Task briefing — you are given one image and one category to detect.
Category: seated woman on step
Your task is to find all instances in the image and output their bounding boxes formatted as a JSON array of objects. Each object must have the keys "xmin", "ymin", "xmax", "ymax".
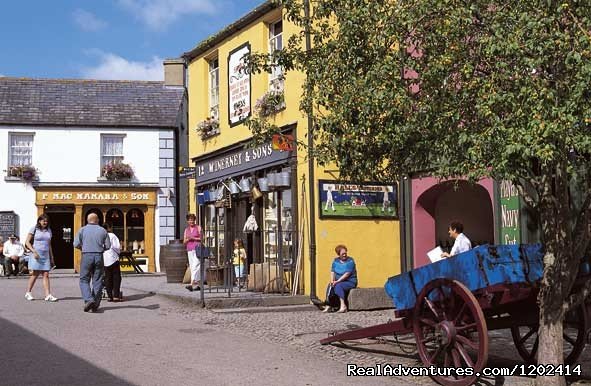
[{"xmin": 321, "ymin": 244, "xmax": 357, "ymax": 313}]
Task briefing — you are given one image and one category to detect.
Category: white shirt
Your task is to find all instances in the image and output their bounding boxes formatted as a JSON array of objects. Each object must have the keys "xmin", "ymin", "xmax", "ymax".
[
  {"xmin": 103, "ymin": 233, "xmax": 121, "ymax": 267},
  {"xmin": 3, "ymin": 240, "xmax": 24, "ymax": 258},
  {"xmin": 450, "ymin": 233, "xmax": 472, "ymax": 256}
]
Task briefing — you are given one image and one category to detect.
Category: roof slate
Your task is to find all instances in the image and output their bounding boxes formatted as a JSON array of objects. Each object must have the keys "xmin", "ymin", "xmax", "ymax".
[{"xmin": 0, "ymin": 77, "xmax": 184, "ymax": 128}]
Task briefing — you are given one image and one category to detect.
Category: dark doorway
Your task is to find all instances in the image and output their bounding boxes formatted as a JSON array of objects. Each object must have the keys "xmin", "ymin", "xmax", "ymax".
[{"xmin": 48, "ymin": 212, "xmax": 74, "ymax": 269}]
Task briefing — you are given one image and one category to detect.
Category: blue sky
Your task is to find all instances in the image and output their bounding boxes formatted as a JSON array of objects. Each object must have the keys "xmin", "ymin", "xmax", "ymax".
[{"xmin": 0, "ymin": 0, "xmax": 264, "ymax": 80}]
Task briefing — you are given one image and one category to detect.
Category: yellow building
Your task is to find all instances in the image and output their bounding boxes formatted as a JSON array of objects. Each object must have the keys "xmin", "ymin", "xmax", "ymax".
[{"xmin": 182, "ymin": 1, "xmax": 400, "ymax": 296}]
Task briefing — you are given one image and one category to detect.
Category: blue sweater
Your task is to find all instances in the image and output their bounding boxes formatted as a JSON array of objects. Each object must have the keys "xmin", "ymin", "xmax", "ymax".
[{"xmin": 74, "ymin": 224, "xmax": 110, "ymax": 253}]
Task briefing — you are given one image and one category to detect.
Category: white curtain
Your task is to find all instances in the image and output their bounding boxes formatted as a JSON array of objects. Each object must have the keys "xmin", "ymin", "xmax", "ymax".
[
  {"xmin": 101, "ymin": 136, "xmax": 123, "ymax": 166},
  {"xmin": 10, "ymin": 134, "xmax": 33, "ymax": 166}
]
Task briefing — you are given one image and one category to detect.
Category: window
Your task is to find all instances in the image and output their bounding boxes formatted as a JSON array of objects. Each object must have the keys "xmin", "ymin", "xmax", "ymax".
[
  {"xmin": 101, "ymin": 134, "xmax": 124, "ymax": 168},
  {"xmin": 269, "ymin": 19, "xmax": 284, "ymax": 92},
  {"xmin": 8, "ymin": 133, "xmax": 33, "ymax": 167},
  {"xmin": 208, "ymin": 58, "xmax": 220, "ymax": 119}
]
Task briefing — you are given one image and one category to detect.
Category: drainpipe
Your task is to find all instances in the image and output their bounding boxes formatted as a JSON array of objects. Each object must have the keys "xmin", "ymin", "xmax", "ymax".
[{"xmin": 304, "ymin": 0, "xmax": 319, "ymax": 301}]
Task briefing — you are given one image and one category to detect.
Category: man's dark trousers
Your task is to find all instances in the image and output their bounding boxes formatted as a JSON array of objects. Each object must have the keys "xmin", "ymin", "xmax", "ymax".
[{"xmin": 80, "ymin": 252, "xmax": 104, "ymax": 307}]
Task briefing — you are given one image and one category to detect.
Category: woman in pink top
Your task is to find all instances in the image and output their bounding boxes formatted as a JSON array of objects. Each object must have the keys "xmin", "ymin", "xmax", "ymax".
[{"xmin": 184, "ymin": 213, "xmax": 204, "ymax": 291}]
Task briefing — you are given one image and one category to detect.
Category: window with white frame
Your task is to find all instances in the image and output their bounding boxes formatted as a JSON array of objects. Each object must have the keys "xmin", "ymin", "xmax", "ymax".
[
  {"xmin": 8, "ymin": 133, "xmax": 34, "ymax": 167},
  {"xmin": 269, "ymin": 19, "xmax": 284, "ymax": 92},
  {"xmin": 101, "ymin": 134, "xmax": 124, "ymax": 168},
  {"xmin": 208, "ymin": 58, "xmax": 220, "ymax": 119}
]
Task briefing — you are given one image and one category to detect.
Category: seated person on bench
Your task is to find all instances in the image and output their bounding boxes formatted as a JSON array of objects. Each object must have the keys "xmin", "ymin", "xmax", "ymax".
[
  {"xmin": 321, "ymin": 244, "xmax": 358, "ymax": 313},
  {"xmin": 3, "ymin": 234, "xmax": 24, "ymax": 277},
  {"xmin": 441, "ymin": 221, "xmax": 472, "ymax": 258}
]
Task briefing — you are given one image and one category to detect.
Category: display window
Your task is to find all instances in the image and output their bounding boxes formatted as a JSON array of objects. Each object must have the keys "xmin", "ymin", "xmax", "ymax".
[
  {"xmin": 202, "ymin": 204, "xmax": 225, "ymax": 266},
  {"xmin": 84, "ymin": 206, "xmax": 146, "ymax": 255}
]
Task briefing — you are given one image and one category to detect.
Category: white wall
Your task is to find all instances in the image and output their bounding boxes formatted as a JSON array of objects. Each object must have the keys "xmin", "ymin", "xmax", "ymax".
[{"xmin": 0, "ymin": 126, "xmax": 161, "ymax": 241}]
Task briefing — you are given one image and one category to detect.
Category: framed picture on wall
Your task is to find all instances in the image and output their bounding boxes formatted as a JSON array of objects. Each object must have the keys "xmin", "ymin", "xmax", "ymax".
[{"xmin": 318, "ymin": 180, "xmax": 398, "ymax": 219}]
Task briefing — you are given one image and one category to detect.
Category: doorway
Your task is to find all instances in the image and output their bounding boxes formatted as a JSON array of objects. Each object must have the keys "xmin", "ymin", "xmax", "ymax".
[{"xmin": 48, "ymin": 212, "xmax": 74, "ymax": 269}]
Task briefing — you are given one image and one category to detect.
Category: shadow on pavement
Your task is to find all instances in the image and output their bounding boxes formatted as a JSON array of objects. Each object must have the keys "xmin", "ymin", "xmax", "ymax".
[
  {"xmin": 120, "ymin": 292, "xmax": 156, "ymax": 302},
  {"xmin": 1, "ymin": 316, "xmax": 136, "ymax": 386},
  {"xmin": 96, "ymin": 304, "xmax": 160, "ymax": 312}
]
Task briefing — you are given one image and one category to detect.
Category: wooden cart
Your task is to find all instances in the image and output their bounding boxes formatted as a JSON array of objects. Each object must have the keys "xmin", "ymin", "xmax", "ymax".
[{"xmin": 320, "ymin": 244, "xmax": 591, "ymax": 386}]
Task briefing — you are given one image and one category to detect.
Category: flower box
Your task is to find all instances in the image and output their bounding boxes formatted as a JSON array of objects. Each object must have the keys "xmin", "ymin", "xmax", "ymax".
[
  {"xmin": 101, "ymin": 162, "xmax": 134, "ymax": 181},
  {"xmin": 255, "ymin": 91, "xmax": 285, "ymax": 118},
  {"xmin": 197, "ymin": 117, "xmax": 220, "ymax": 140},
  {"xmin": 6, "ymin": 165, "xmax": 38, "ymax": 182}
]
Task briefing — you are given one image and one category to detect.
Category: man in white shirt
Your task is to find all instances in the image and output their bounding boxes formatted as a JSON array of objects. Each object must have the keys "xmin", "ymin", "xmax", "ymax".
[
  {"xmin": 441, "ymin": 221, "xmax": 472, "ymax": 258},
  {"xmin": 3, "ymin": 234, "xmax": 24, "ymax": 277}
]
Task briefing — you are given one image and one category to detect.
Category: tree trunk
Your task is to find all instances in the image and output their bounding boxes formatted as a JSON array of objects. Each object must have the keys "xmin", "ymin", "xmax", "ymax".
[
  {"xmin": 534, "ymin": 168, "xmax": 575, "ymax": 386},
  {"xmin": 535, "ymin": 318, "xmax": 566, "ymax": 386}
]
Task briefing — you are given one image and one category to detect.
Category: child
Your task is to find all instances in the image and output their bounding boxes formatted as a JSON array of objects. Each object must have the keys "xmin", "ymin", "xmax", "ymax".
[{"xmin": 232, "ymin": 239, "xmax": 247, "ymax": 288}]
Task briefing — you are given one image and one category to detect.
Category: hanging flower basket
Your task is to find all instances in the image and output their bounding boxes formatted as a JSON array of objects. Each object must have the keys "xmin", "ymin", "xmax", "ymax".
[
  {"xmin": 102, "ymin": 162, "xmax": 134, "ymax": 181},
  {"xmin": 197, "ymin": 117, "xmax": 220, "ymax": 139},
  {"xmin": 6, "ymin": 165, "xmax": 38, "ymax": 182},
  {"xmin": 255, "ymin": 91, "xmax": 285, "ymax": 118}
]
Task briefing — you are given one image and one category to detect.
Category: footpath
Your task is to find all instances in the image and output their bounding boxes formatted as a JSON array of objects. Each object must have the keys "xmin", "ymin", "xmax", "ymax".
[{"xmin": 119, "ymin": 272, "xmax": 313, "ymax": 311}]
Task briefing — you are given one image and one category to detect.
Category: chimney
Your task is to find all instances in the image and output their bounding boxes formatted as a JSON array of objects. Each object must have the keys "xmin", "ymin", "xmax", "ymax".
[{"xmin": 163, "ymin": 58, "xmax": 186, "ymax": 87}]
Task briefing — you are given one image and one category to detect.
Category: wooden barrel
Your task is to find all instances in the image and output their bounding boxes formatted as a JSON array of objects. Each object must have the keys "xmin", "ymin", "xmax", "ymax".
[{"xmin": 160, "ymin": 240, "xmax": 187, "ymax": 283}]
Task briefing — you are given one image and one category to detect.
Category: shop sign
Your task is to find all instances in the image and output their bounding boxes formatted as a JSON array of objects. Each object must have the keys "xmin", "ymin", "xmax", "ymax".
[
  {"xmin": 499, "ymin": 180, "xmax": 521, "ymax": 244},
  {"xmin": 195, "ymin": 142, "xmax": 292, "ymax": 185},
  {"xmin": 318, "ymin": 180, "xmax": 398, "ymax": 219},
  {"xmin": 228, "ymin": 42, "xmax": 251, "ymax": 126},
  {"xmin": 120, "ymin": 257, "xmax": 148, "ymax": 273},
  {"xmin": 38, "ymin": 192, "xmax": 154, "ymax": 202},
  {"xmin": 0, "ymin": 211, "xmax": 18, "ymax": 241}
]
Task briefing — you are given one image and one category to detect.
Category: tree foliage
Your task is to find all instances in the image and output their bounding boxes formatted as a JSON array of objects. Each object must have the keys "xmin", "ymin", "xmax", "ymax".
[{"xmin": 248, "ymin": 0, "xmax": 591, "ymax": 379}]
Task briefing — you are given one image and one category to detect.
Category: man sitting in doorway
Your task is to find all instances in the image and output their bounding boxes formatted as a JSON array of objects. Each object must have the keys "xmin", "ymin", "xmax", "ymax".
[
  {"xmin": 3, "ymin": 234, "xmax": 24, "ymax": 277},
  {"xmin": 441, "ymin": 221, "xmax": 472, "ymax": 258}
]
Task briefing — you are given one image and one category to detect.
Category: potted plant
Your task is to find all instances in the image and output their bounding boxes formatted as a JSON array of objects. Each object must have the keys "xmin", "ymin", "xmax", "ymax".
[
  {"xmin": 102, "ymin": 162, "xmax": 134, "ymax": 181},
  {"xmin": 197, "ymin": 117, "xmax": 220, "ymax": 139},
  {"xmin": 255, "ymin": 90, "xmax": 285, "ymax": 118},
  {"xmin": 7, "ymin": 165, "xmax": 38, "ymax": 182}
]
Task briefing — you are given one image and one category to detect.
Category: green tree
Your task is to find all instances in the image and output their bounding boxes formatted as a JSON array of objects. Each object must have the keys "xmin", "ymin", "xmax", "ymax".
[{"xmin": 248, "ymin": 1, "xmax": 591, "ymax": 384}]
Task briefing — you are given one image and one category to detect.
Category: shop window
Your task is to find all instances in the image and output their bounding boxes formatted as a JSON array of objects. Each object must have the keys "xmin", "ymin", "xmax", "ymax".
[
  {"xmin": 280, "ymin": 189, "xmax": 293, "ymax": 265},
  {"xmin": 126, "ymin": 208, "xmax": 145, "ymax": 254},
  {"xmin": 100, "ymin": 134, "xmax": 125, "ymax": 168},
  {"xmin": 268, "ymin": 19, "xmax": 284, "ymax": 92},
  {"xmin": 8, "ymin": 132, "xmax": 34, "ymax": 170},
  {"xmin": 263, "ymin": 192, "xmax": 279, "ymax": 262},
  {"xmin": 208, "ymin": 58, "xmax": 220, "ymax": 119},
  {"xmin": 203, "ymin": 205, "xmax": 225, "ymax": 266},
  {"xmin": 85, "ymin": 208, "xmax": 104, "ymax": 225},
  {"xmin": 106, "ymin": 208, "xmax": 124, "ymax": 242}
]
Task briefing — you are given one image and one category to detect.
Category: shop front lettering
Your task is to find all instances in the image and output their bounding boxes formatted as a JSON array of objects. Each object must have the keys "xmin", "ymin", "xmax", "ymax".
[
  {"xmin": 40, "ymin": 192, "xmax": 150, "ymax": 201},
  {"xmin": 501, "ymin": 206, "xmax": 519, "ymax": 228},
  {"xmin": 204, "ymin": 143, "xmax": 275, "ymax": 175}
]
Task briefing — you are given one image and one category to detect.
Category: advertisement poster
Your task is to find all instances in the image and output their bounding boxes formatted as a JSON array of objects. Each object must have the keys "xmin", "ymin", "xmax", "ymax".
[
  {"xmin": 318, "ymin": 180, "xmax": 398, "ymax": 219},
  {"xmin": 228, "ymin": 42, "xmax": 251, "ymax": 126},
  {"xmin": 499, "ymin": 180, "xmax": 521, "ymax": 244}
]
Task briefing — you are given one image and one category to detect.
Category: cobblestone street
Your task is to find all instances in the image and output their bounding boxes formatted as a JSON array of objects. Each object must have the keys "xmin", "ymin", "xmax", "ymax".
[{"xmin": 145, "ymin": 277, "xmax": 591, "ymax": 386}]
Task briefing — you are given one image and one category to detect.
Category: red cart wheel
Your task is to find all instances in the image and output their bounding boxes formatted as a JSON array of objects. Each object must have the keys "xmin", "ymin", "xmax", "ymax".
[
  {"xmin": 511, "ymin": 304, "xmax": 588, "ymax": 365},
  {"xmin": 413, "ymin": 279, "xmax": 488, "ymax": 386}
]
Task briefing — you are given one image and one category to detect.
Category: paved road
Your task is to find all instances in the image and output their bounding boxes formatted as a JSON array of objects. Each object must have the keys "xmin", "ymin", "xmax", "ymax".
[
  {"xmin": 3, "ymin": 276, "xmax": 590, "ymax": 386},
  {"xmin": 0, "ymin": 276, "xmax": 399, "ymax": 386}
]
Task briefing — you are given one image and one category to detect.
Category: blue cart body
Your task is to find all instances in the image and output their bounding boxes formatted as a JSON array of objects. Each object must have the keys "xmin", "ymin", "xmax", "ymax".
[{"xmin": 384, "ymin": 244, "xmax": 544, "ymax": 311}]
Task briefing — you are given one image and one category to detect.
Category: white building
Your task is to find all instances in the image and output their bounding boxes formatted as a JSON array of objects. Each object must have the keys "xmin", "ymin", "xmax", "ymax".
[{"xmin": 0, "ymin": 62, "xmax": 188, "ymax": 272}]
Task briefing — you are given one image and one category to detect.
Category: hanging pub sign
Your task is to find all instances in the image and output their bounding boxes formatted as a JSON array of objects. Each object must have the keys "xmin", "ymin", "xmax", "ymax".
[
  {"xmin": 228, "ymin": 42, "xmax": 251, "ymax": 126},
  {"xmin": 498, "ymin": 180, "xmax": 521, "ymax": 244},
  {"xmin": 318, "ymin": 180, "xmax": 398, "ymax": 219}
]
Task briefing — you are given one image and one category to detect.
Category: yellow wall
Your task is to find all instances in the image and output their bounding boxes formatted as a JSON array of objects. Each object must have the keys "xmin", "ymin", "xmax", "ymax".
[{"xmin": 186, "ymin": 6, "xmax": 400, "ymax": 293}]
